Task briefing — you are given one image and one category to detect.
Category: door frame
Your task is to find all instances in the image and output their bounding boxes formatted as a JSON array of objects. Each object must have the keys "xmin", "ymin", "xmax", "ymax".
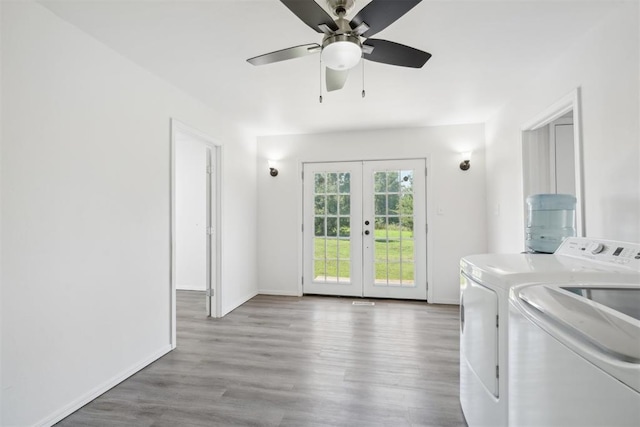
[
  {"xmin": 297, "ymin": 157, "xmax": 432, "ymax": 301},
  {"xmin": 170, "ymin": 119, "xmax": 222, "ymax": 348},
  {"xmin": 521, "ymin": 88, "xmax": 585, "ymax": 237}
]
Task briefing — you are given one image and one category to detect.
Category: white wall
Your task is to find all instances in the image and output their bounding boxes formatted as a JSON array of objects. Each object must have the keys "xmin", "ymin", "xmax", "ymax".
[
  {"xmin": 485, "ymin": 2, "xmax": 640, "ymax": 252},
  {"xmin": 257, "ymin": 124, "xmax": 487, "ymax": 304},
  {"xmin": 0, "ymin": 2, "xmax": 257, "ymax": 425},
  {"xmin": 0, "ymin": 1, "xmax": 3, "ymax": 422},
  {"xmin": 219, "ymin": 140, "xmax": 259, "ymax": 314},
  {"xmin": 175, "ymin": 133, "xmax": 208, "ymax": 291}
]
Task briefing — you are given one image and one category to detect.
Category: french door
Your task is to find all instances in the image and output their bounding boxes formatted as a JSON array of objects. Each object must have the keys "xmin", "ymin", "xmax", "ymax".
[{"xmin": 303, "ymin": 159, "xmax": 427, "ymax": 300}]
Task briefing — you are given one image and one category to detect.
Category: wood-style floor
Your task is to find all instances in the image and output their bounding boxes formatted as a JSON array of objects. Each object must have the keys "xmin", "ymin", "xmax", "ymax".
[{"xmin": 57, "ymin": 292, "xmax": 466, "ymax": 426}]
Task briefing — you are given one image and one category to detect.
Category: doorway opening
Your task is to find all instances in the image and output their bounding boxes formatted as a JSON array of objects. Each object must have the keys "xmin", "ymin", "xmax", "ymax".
[
  {"xmin": 302, "ymin": 159, "xmax": 428, "ymax": 300},
  {"xmin": 170, "ymin": 119, "xmax": 221, "ymax": 348},
  {"xmin": 521, "ymin": 88, "xmax": 585, "ymax": 242}
]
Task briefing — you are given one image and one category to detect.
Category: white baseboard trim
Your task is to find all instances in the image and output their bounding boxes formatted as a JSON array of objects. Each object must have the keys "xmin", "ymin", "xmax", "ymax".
[
  {"xmin": 221, "ymin": 290, "xmax": 259, "ymax": 316},
  {"xmin": 176, "ymin": 285, "xmax": 206, "ymax": 291},
  {"xmin": 429, "ymin": 298, "xmax": 460, "ymax": 305},
  {"xmin": 35, "ymin": 345, "xmax": 173, "ymax": 427},
  {"xmin": 258, "ymin": 289, "xmax": 300, "ymax": 296}
]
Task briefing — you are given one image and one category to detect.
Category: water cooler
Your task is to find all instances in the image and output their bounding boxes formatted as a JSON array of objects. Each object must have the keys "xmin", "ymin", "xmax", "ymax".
[{"xmin": 525, "ymin": 194, "xmax": 577, "ymax": 253}]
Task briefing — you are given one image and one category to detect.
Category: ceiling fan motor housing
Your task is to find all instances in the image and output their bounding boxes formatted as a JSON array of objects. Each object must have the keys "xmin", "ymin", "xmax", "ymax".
[{"xmin": 327, "ymin": 0, "xmax": 355, "ymax": 17}]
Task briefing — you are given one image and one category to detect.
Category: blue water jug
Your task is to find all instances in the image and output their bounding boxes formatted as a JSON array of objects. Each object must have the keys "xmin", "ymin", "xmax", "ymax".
[{"xmin": 526, "ymin": 194, "xmax": 576, "ymax": 253}]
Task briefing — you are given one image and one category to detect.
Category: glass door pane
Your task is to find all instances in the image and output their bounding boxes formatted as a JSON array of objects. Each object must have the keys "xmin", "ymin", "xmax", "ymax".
[
  {"xmin": 312, "ymin": 172, "xmax": 351, "ymax": 283},
  {"xmin": 372, "ymin": 170, "xmax": 416, "ymax": 286},
  {"xmin": 303, "ymin": 162, "xmax": 362, "ymax": 297},
  {"xmin": 363, "ymin": 160, "xmax": 426, "ymax": 299}
]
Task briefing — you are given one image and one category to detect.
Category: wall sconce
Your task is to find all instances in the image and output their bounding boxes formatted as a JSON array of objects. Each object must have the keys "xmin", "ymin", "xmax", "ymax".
[
  {"xmin": 268, "ymin": 160, "xmax": 278, "ymax": 177},
  {"xmin": 459, "ymin": 152, "xmax": 472, "ymax": 171}
]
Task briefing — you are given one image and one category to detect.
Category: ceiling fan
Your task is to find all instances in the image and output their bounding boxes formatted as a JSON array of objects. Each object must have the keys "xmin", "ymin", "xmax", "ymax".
[{"xmin": 247, "ymin": 0, "xmax": 432, "ymax": 93}]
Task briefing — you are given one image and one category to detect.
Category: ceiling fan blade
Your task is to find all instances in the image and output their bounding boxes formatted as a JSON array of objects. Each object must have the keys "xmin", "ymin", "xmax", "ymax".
[
  {"xmin": 350, "ymin": 0, "xmax": 421, "ymax": 38},
  {"xmin": 247, "ymin": 43, "xmax": 321, "ymax": 66},
  {"xmin": 363, "ymin": 39, "xmax": 431, "ymax": 68},
  {"xmin": 280, "ymin": 0, "xmax": 339, "ymax": 33},
  {"xmin": 326, "ymin": 68, "xmax": 349, "ymax": 92}
]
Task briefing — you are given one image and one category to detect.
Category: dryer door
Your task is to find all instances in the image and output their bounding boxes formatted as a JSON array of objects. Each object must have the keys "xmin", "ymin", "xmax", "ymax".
[{"xmin": 461, "ymin": 272, "xmax": 499, "ymax": 397}]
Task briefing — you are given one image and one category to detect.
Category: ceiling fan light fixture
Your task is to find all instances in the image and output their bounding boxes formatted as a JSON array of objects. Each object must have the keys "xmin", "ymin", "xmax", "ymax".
[{"xmin": 322, "ymin": 35, "xmax": 362, "ymax": 70}]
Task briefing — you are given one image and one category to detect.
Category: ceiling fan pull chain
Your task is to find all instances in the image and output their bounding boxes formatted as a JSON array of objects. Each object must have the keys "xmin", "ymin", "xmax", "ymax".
[
  {"xmin": 319, "ymin": 56, "xmax": 323, "ymax": 103},
  {"xmin": 361, "ymin": 56, "xmax": 366, "ymax": 98}
]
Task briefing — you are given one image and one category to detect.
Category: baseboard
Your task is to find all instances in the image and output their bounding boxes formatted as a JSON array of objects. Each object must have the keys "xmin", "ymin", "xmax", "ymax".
[
  {"xmin": 429, "ymin": 298, "xmax": 460, "ymax": 305},
  {"xmin": 221, "ymin": 290, "xmax": 259, "ymax": 316},
  {"xmin": 258, "ymin": 289, "xmax": 300, "ymax": 296},
  {"xmin": 176, "ymin": 285, "xmax": 206, "ymax": 291},
  {"xmin": 35, "ymin": 345, "xmax": 173, "ymax": 427}
]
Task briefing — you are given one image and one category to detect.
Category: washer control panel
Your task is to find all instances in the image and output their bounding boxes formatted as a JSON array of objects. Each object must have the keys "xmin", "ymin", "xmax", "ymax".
[{"xmin": 556, "ymin": 237, "xmax": 640, "ymax": 271}]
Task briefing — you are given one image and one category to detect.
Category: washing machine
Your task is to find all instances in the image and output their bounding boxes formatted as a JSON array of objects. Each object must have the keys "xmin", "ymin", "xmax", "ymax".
[
  {"xmin": 459, "ymin": 237, "xmax": 640, "ymax": 427},
  {"xmin": 509, "ymin": 279, "xmax": 640, "ymax": 426}
]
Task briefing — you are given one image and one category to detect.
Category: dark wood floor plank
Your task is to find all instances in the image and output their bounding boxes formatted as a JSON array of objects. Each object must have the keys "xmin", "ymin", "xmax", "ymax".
[{"xmin": 56, "ymin": 292, "xmax": 465, "ymax": 426}]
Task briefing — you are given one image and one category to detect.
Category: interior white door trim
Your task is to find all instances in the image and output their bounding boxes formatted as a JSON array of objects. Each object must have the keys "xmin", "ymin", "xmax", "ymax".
[
  {"xmin": 521, "ymin": 87, "xmax": 584, "ymax": 237},
  {"xmin": 170, "ymin": 119, "xmax": 222, "ymax": 349}
]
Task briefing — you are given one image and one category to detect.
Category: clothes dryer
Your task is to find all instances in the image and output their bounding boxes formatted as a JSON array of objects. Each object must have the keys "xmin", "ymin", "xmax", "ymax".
[{"xmin": 459, "ymin": 238, "xmax": 640, "ymax": 426}]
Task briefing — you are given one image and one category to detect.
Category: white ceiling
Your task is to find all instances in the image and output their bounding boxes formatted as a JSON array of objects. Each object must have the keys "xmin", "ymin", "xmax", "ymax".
[{"xmin": 39, "ymin": 0, "xmax": 622, "ymax": 138}]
